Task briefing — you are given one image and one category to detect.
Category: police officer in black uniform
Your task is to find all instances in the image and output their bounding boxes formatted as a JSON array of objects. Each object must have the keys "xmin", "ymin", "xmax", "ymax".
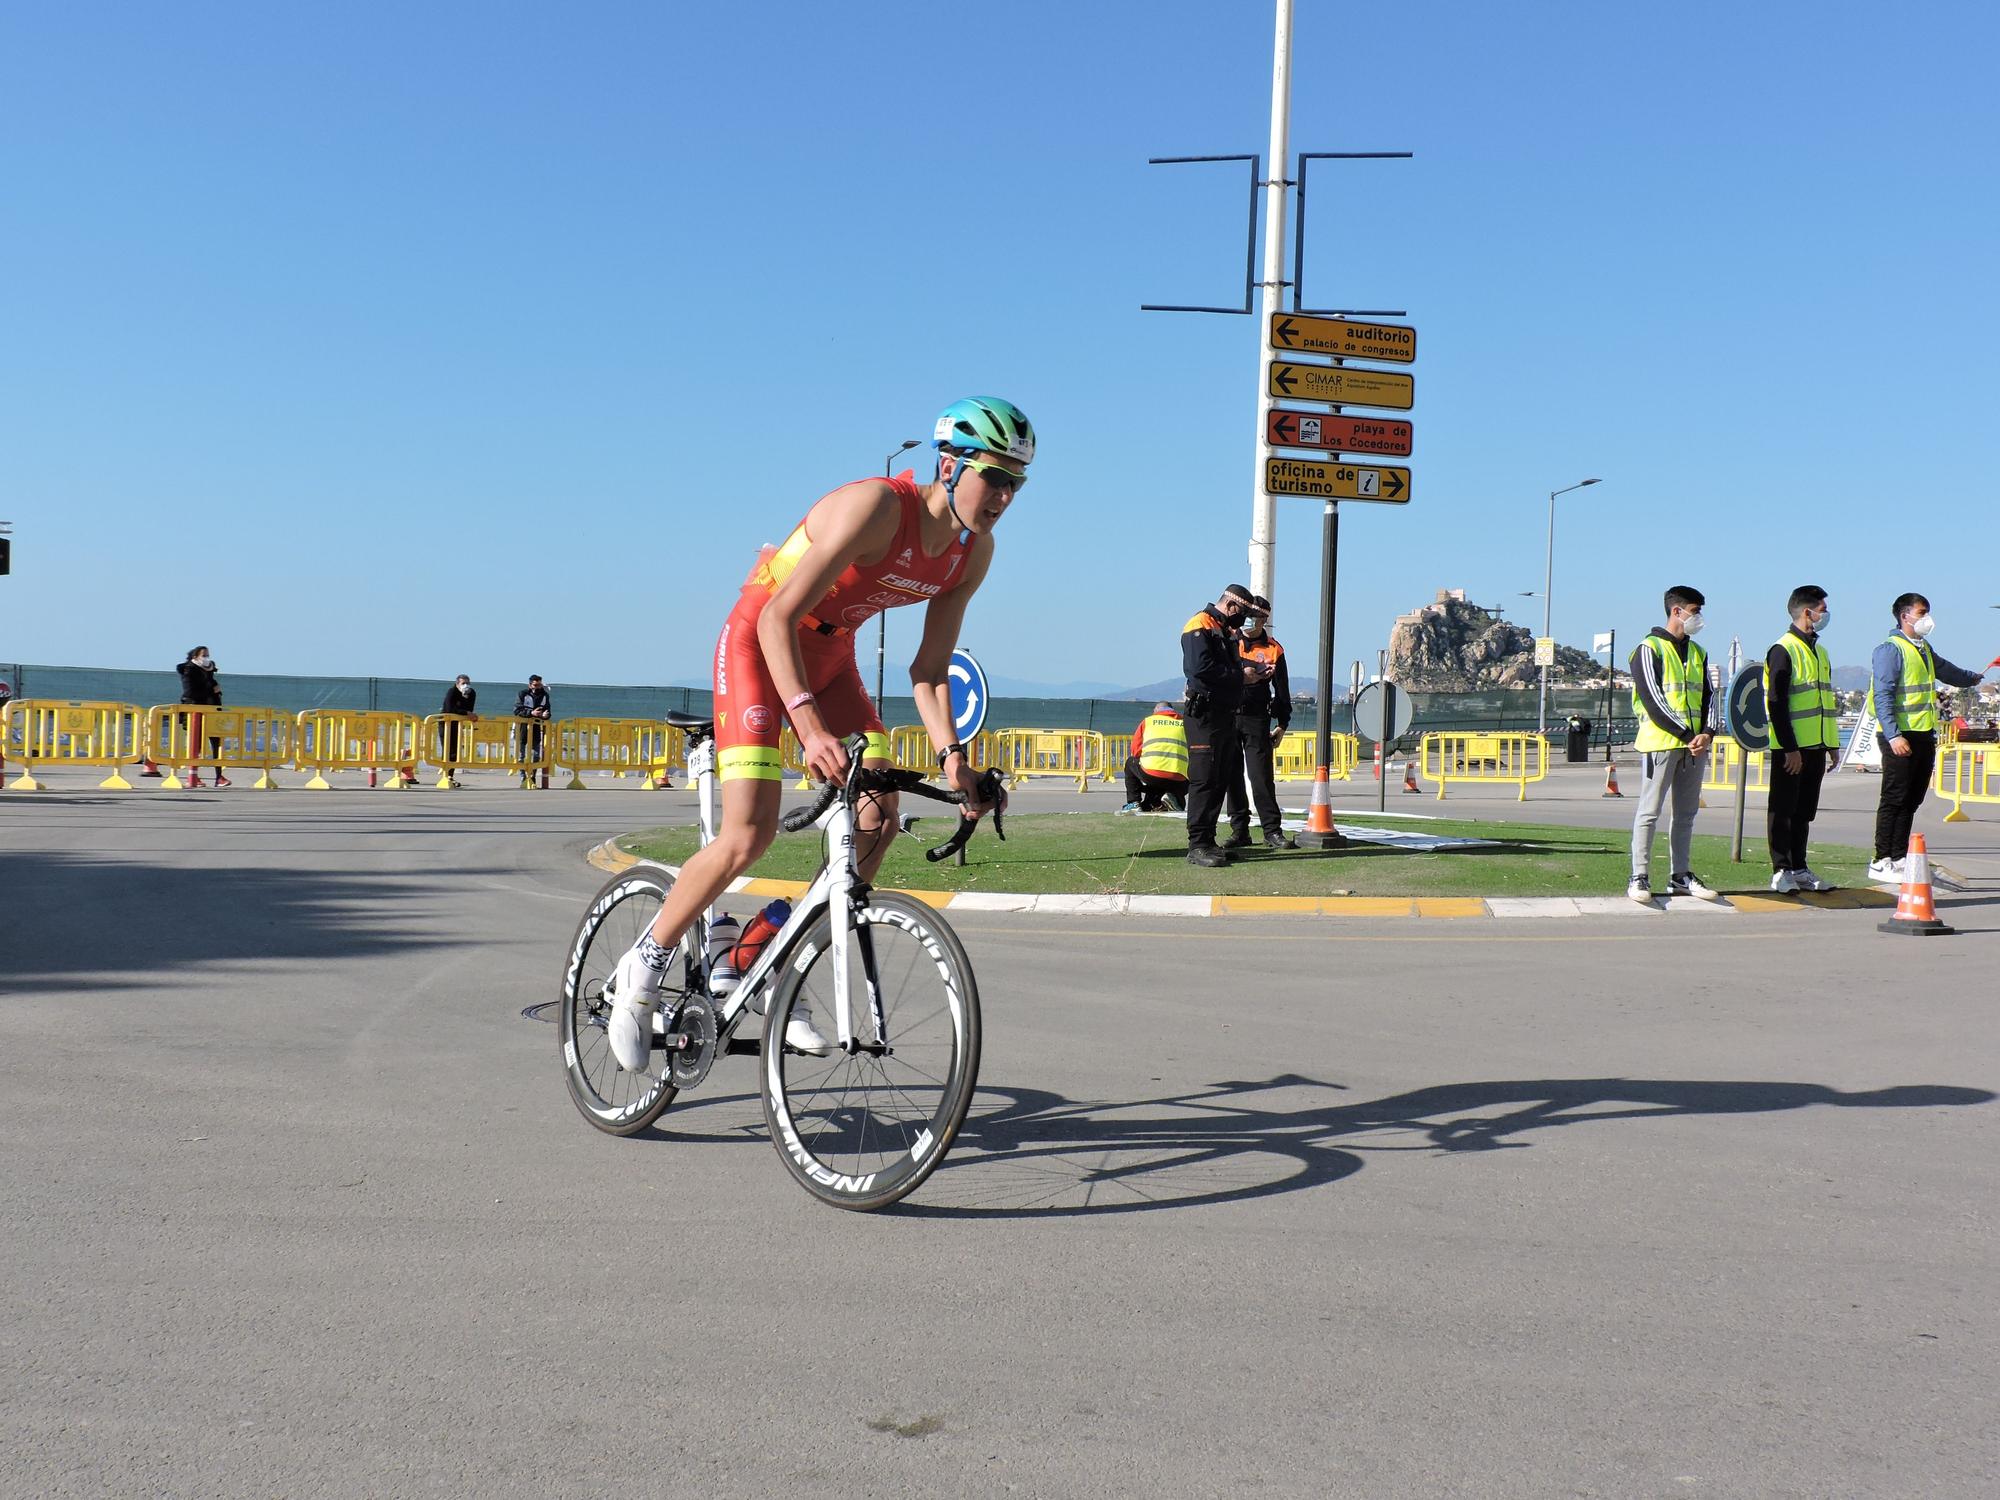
[
  {"xmin": 1225, "ymin": 593, "xmax": 1296, "ymax": 849},
  {"xmin": 1181, "ymin": 584, "xmax": 1267, "ymax": 867}
]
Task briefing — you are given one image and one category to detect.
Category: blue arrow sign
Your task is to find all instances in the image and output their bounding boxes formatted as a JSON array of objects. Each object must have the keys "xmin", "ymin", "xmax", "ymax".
[
  {"xmin": 948, "ymin": 648, "xmax": 988, "ymax": 739},
  {"xmin": 1725, "ymin": 665, "xmax": 1769, "ymax": 752}
]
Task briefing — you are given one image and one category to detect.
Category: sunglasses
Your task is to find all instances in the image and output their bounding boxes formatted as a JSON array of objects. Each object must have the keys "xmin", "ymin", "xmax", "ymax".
[{"xmin": 960, "ymin": 457, "xmax": 1027, "ymax": 492}]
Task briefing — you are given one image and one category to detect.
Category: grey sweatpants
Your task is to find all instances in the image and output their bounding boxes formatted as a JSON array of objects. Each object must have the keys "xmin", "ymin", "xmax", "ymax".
[{"xmin": 1631, "ymin": 746, "xmax": 1706, "ymax": 882}]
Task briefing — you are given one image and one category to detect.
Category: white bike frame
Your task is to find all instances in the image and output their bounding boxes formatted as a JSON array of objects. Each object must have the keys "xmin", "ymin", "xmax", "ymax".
[{"xmin": 683, "ymin": 733, "xmax": 881, "ymax": 1052}]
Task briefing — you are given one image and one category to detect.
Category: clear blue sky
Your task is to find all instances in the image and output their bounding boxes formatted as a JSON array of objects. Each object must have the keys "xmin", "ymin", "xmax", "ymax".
[{"xmin": 4, "ymin": 1, "xmax": 1996, "ymax": 692}]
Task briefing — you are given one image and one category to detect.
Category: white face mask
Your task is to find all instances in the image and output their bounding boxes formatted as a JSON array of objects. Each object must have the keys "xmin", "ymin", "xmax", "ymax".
[
  {"xmin": 1240, "ymin": 620, "xmax": 1264, "ymax": 637},
  {"xmin": 1681, "ymin": 612, "xmax": 1705, "ymax": 637},
  {"xmin": 457, "ymin": 682, "xmax": 470, "ymax": 693},
  {"xmin": 1909, "ymin": 614, "xmax": 1935, "ymax": 638},
  {"xmin": 195, "ymin": 656, "xmax": 212, "ymax": 668}
]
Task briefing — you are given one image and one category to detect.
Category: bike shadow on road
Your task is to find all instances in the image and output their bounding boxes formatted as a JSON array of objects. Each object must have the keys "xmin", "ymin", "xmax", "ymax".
[
  {"xmin": 889, "ymin": 1073, "xmax": 1996, "ymax": 1218},
  {"xmin": 0, "ymin": 848, "xmax": 469, "ymax": 991}
]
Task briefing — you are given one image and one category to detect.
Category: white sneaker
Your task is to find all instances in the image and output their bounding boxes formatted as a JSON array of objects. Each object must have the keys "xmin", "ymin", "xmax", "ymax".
[
  {"xmin": 1794, "ymin": 867, "xmax": 1836, "ymax": 892},
  {"xmin": 783, "ymin": 1004, "xmax": 833, "ymax": 1056},
  {"xmin": 1770, "ymin": 869, "xmax": 1801, "ymax": 894},
  {"xmin": 1627, "ymin": 878, "xmax": 1655, "ymax": 906},
  {"xmin": 1671, "ymin": 873, "xmax": 1723, "ymax": 902},
  {"xmin": 606, "ymin": 948, "xmax": 666, "ymax": 1072},
  {"xmin": 1866, "ymin": 858, "xmax": 1905, "ymax": 886}
]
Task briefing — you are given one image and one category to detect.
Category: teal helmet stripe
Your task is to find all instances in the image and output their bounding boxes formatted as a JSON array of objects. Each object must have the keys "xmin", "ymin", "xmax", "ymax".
[{"xmin": 933, "ymin": 396, "xmax": 1035, "ymax": 464}]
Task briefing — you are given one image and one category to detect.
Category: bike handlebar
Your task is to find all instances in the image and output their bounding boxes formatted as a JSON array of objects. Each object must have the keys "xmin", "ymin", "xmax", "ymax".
[{"xmin": 776, "ymin": 734, "xmax": 1007, "ymax": 862}]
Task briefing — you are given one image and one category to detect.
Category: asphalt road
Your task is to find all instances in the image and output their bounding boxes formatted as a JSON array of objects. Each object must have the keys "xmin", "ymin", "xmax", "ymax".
[{"xmin": 3, "ymin": 777, "xmax": 1997, "ymax": 1497}]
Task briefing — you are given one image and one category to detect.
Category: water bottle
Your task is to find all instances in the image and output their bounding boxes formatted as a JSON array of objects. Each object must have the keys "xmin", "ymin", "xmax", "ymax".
[
  {"xmin": 729, "ymin": 899, "xmax": 792, "ymax": 976},
  {"xmin": 703, "ymin": 913, "xmax": 741, "ymax": 995}
]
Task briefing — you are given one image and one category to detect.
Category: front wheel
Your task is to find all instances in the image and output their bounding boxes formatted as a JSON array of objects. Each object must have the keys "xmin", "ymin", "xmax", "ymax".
[{"xmin": 761, "ymin": 892, "xmax": 981, "ymax": 1211}]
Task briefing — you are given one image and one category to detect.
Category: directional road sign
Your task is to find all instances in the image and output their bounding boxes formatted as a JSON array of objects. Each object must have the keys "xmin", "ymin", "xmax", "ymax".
[
  {"xmin": 1266, "ymin": 409, "xmax": 1413, "ymax": 457},
  {"xmin": 1269, "ymin": 313, "xmax": 1417, "ymax": 364},
  {"xmin": 1725, "ymin": 665, "xmax": 1769, "ymax": 752},
  {"xmin": 1353, "ymin": 682, "xmax": 1414, "ymax": 744},
  {"xmin": 1265, "ymin": 456, "xmax": 1411, "ymax": 504},
  {"xmin": 1267, "ymin": 361, "xmax": 1414, "ymax": 411},
  {"xmin": 948, "ymin": 648, "xmax": 989, "ymax": 739}
]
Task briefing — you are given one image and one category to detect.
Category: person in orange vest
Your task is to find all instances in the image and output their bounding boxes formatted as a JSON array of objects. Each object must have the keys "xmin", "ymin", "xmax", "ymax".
[
  {"xmin": 1181, "ymin": 583, "xmax": 1267, "ymax": 867},
  {"xmin": 1224, "ymin": 592, "xmax": 1296, "ymax": 849},
  {"xmin": 1121, "ymin": 702, "xmax": 1188, "ymax": 812}
]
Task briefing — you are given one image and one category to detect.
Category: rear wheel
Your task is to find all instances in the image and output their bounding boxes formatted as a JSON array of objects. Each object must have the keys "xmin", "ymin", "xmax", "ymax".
[
  {"xmin": 761, "ymin": 892, "xmax": 981, "ymax": 1210},
  {"xmin": 560, "ymin": 866, "xmax": 680, "ymax": 1135}
]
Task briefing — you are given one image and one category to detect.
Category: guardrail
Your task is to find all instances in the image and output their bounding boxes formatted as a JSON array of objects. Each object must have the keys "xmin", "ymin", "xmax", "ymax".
[
  {"xmin": 295, "ymin": 710, "xmax": 424, "ymax": 789},
  {"xmin": 1936, "ymin": 743, "xmax": 1996, "ymax": 823},
  {"xmin": 1418, "ymin": 730, "xmax": 1547, "ymax": 801},
  {"xmin": 2, "ymin": 699, "xmax": 145, "ymax": 790},
  {"xmin": 1701, "ymin": 736, "xmax": 1770, "ymax": 795},
  {"xmin": 146, "ymin": 705, "xmax": 295, "ymax": 789},
  {"xmin": 1272, "ymin": 729, "xmax": 1360, "ymax": 782},
  {"xmin": 554, "ymin": 717, "xmax": 683, "ymax": 790},
  {"xmin": 993, "ymin": 728, "xmax": 1107, "ymax": 792},
  {"xmin": 423, "ymin": 713, "xmax": 553, "ymax": 788}
]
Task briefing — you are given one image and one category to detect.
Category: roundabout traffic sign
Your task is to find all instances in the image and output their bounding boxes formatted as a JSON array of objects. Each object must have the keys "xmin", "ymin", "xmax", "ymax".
[{"xmin": 948, "ymin": 648, "xmax": 988, "ymax": 739}]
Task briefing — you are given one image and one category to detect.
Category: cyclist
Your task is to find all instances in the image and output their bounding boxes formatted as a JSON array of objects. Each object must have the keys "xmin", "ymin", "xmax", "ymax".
[{"xmin": 605, "ymin": 397, "xmax": 1028, "ymax": 1070}]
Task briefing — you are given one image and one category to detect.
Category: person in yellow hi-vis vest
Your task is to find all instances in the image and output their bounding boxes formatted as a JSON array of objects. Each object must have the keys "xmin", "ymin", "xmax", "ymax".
[
  {"xmin": 1627, "ymin": 586, "xmax": 1724, "ymax": 905},
  {"xmin": 1120, "ymin": 703, "xmax": 1188, "ymax": 813},
  {"xmin": 1764, "ymin": 586, "xmax": 1839, "ymax": 894},
  {"xmin": 1865, "ymin": 591, "xmax": 1992, "ymax": 885}
]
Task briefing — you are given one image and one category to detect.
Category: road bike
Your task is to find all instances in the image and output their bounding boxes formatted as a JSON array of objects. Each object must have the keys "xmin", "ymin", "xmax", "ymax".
[{"xmin": 559, "ymin": 712, "xmax": 1004, "ymax": 1211}]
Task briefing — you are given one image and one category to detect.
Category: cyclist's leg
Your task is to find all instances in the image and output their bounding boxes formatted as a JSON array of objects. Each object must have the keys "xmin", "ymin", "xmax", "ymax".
[
  {"xmin": 642, "ymin": 776, "xmax": 782, "ymax": 948},
  {"xmin": 815, "ymin": 651, "xmax": 898, "ymax": 880}
]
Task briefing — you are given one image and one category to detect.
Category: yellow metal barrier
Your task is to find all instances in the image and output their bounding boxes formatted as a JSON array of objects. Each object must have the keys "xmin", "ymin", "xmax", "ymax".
[
  {"xmin": 1272, "ymin": 729, "xmax": 1360, "ymax": 781},
  {"xmin": 1701, "ymin": 736, "xmax": 1769, "ymax": 795},
  {"xmin": 3, "ymin": 700, "xmax": 145, "ymax": 790},
  {"xmin": 886, "ymin": 726, "xmax": 1001, "ymax": 774},
  {"xmin": 294, "ymin": 710, "xmax": 425, "ymax": 790},
  {"xmin": 992, "ymin": 728, "xmax": 1104, "ymax": 792},
  {"xmin": 1418, "ymin": 730, "xmax": 1548, "ymax": 801},
  {"xmin": 1935, "ymin": 743, "xmax": 1996, "ymax": 823},
  {"xmin": 554, "ymin": 718, "xmax": 683, "ymax": 789},
  {"xmin": 145, "ymin": 705, "xmax": 295, "ymax": 789},
  {"xmin": 423, "ymin": 713, "xmax": 554, "ymax": 788}
]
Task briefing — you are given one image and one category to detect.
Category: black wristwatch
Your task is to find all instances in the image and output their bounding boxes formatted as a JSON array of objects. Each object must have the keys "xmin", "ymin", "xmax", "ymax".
[{"xmin": 936, "ymin": 742, "xmax": 967, "ymax": 768}]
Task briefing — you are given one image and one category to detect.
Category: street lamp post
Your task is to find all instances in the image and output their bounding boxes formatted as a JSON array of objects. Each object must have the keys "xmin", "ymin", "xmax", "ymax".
[
  {"xmin": 877, "ymin": 440, "xmax": 923, "ymax": 706},
  {"xmin": 1538, "ymin": 477, "xmax": 1602, "ymax": 735}
]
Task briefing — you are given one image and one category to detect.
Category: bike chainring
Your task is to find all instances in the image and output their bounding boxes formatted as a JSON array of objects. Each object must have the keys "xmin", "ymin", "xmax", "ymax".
[{"xmin": 666, "ymin": 997, "xmax": 718, "ymax": 1090}]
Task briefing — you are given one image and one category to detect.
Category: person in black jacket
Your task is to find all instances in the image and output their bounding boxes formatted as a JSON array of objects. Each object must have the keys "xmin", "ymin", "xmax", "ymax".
[
  {"xmin": 514, "ymin": 674, "xmax": 552, "ymax": 788},
  {"xmin": 1181, "ymin": 584, "xmax": 1267, "ymax": 867},
  {"xmin": 1225, "ymin": 593, "xmax": 1296, "ymax": 849},
  {"xmin": 176, "ymin": 646, "xmax": 228, "ymax": 787},
  {"xmin": 439, "ymin": 675, "xmax": 478, "ymax": 788}
]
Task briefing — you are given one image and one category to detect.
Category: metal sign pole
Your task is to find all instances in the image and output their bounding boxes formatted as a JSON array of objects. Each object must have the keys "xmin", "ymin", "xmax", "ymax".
[
  {"xmin": 1378, "ymin": 650, "xmax": 1391, "ymax": 814},
  {"xmin": 1249, "ymin": 0, "xmax": 1295, "ymax": 604},
  {"xmin": 1604, "ymin": 627, "xmax": 1616, "ymax": 763},
  {"xmin": 1732, "ymin": 760, "xmax": 1748, "ymax": 863}
]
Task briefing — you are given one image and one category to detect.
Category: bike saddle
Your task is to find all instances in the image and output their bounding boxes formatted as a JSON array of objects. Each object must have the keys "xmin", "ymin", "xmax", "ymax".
[{"xmin": 664, "ymin": 710, "xmax": 715, "ymax": 733}]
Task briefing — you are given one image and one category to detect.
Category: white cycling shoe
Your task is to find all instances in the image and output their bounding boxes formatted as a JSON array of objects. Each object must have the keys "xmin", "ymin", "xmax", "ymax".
[
  {"xmin": 783, "ymin": 1005, "xmax": 833, "ymax": 1056},
  {"xmin": 606, "ymin": 948, "xmax": 666, "ymax": 1072}
]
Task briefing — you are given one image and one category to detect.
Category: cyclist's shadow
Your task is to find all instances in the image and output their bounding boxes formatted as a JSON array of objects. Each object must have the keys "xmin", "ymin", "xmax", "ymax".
[{"xmin": 891, "ymin": 1073, "xmax": 1993, "ymax": 1219}]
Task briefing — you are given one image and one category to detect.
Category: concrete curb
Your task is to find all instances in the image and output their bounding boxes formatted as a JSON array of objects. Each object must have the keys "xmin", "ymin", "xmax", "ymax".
[{"xmin": 587, "ymin": 838, "xmax": 1900, "ymax": 920}]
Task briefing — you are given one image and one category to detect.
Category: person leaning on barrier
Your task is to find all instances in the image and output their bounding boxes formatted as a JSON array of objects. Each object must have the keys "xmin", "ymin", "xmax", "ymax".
[
  {"xmin": 440, "ymin": 674, "xmax": 478, "ymax": 789},
  {"xmin": 1225, "ymin": 592, "xmax": 1296, "ymax": 850},
  {"xmin": 515, "ymin": 674, "xmax": 552, "ymax": 789},
  {"xmin": 1181, "ymin": 583, "xmax": 1265, "ymax": 868},
  {"xmin": 1864, "ymin": 592, "xmax": 1991, "ymax": 885},
  {"xmin": 1626, "ymin": 587, "xmax": 1722, "ymax": 904},
  {"xmin": 1121, "ymin": 702, "xmax": 1188, "ymax": 813},
  {"xmin": 1764, "ymin": 586, "xmax": 1839, "ymax": 894},
  {"xmin": 176, "ymin": 646, "xmax": 228, "ymax": 788}
]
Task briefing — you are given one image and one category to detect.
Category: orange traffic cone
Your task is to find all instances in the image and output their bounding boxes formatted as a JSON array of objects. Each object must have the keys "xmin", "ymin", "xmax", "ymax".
[
  {"xmin": 140, "ymin": 758, "xmax": 163, "ymax": 778},
  {"xmin": 1401, "ymin": 757, "xmax": 1420, "ymax": 793},
  {"xmin": 1296, "ymin": 767, "xmax": 1345, "ymax": 849},
  {"xmin": 1602, "ymin": 760, "xmax": 1623, "ymax": 798},
  {"xmin": 1879, "ymin": 833, "xmax": 1954, "ymax": 936},
  {"xmin": 1372, "ymin": 742, "xmax": 1383, "ymax": 781}
]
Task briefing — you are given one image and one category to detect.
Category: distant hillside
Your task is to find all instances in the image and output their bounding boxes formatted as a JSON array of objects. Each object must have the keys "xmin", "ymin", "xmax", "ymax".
[{"xmin": 1389, "ymin": 589, "xmax": 1601, "ymax": 690}]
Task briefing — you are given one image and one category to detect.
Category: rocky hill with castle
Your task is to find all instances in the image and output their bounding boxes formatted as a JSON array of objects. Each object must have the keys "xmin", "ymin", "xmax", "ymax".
[{"xmin": 1387, "ymin": 589, "xmax": 1612, "ymax": 690}]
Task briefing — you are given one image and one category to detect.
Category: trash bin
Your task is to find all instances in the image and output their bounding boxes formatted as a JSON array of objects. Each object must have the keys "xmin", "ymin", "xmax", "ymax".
[{"xmin": 1565, "ymin": 716, "xmax": 1592, "ymax": 763}]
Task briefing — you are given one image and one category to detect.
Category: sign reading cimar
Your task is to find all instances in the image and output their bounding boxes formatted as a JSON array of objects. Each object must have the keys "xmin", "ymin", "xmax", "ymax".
[
  {"xmin": 1269, "ymin": 313, "xmax": 1417, "ymax": 364},
  {"xmin": 1265, "ymin": 456, "xmax": 1411, "ymax": 503}
]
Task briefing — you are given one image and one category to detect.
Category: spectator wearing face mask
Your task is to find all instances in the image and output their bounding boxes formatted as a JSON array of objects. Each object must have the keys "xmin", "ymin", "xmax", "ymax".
[
  {"xmin": 1764, "ymin": 587, "xmax": 1839, "ymax": 894},
  {"xmin": 1225, "ymin": 593, "xmax": 1296, "ymax": 849},
  {"xmin": 1626, "ymin": 586, "xmax": 1721, "ymax": 905},
  {"xmin": 440, "ymin": 674, "xmax": 478, "ymax": 789},
  {"xmin": 176, "ymin": 646, "xmax": 228, "ymax": 787},
  {"xmin": 514, "ymin": 675, "xmax": 552, "ymax": 788},
  {"xmin": 1864, "ymin": 592, "xmax": 1992, "ymax": 884},
  {"xmin": 1180, "ymin": 583, "xmax": 1265, "ymax": 867}
]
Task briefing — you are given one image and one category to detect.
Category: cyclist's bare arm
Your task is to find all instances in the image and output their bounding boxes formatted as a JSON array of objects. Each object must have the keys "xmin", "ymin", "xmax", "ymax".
[
  {"xmin": 911, "ymin": 535, "xmax": 1000, "ymax": 815},
  {"xmin": 757, "ymin": 481, "xmax": 903, "ymax": 784}
]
